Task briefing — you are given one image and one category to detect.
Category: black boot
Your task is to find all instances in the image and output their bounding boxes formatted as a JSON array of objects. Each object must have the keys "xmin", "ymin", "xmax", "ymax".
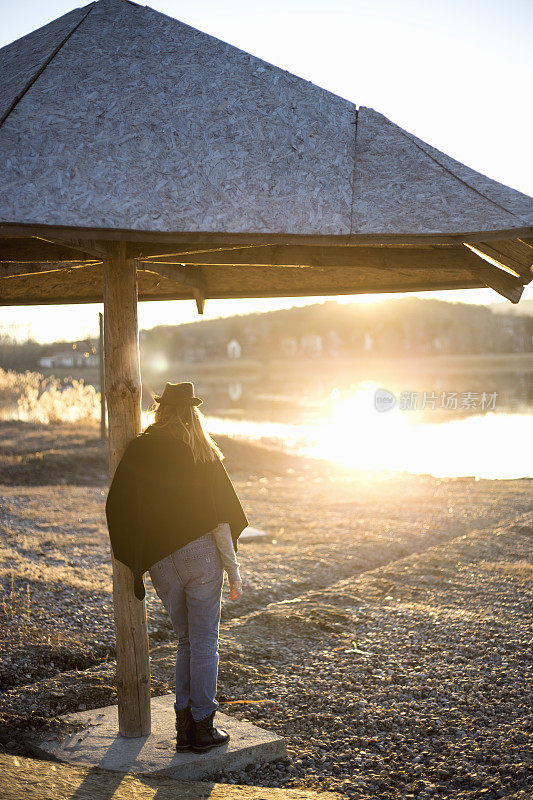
[
  {"xmin": 191, "ymin": 710, "xmax": 230, "ymax": 753},
  {"xmin": 175, "ymin": 703, "xmax": 194, "ymax": 752}
]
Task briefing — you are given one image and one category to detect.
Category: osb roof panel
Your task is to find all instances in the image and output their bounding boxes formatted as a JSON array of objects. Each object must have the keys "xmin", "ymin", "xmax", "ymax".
[
  {"xmin": 0, "ymin": 0, "xmax": 354, "ymax": 236},
  {"xmin": 353, "ymin": 108, "xmax": 533, "ymax": 233},
  {"xmin": 0, "ymin": 4, "xmax": 91, "ymax": 124},
  {"xmin": 0, "ymin": 0, "xmax": 531, "ymax": 238},
  {"xmin": 0, "ymin": 262, "xmax": 487, "ymax": 306}
]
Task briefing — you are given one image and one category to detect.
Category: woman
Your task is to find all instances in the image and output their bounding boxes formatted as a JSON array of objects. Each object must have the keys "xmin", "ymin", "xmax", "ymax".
[{"xmin": 105, "ymin": 381, "xmax": 249, "ymax": 754}]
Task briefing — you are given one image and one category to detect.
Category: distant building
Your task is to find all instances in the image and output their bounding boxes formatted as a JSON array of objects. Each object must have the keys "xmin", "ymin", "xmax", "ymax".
[
  {"xmin": 325, "ymin": 330, "xmax": 341, "ymax": 356},
  {"xmin": 228, "ymin": 382, "xmax": 243, "ymax": 401},
  {"xmin": 364, "ymin": 332, "xmax": 373, "ymax": 351},
  {"xmin": 182, "ymin": 343, "xmax": 207, "ymax": 362},
  {"xmin": 227, "ymin": 338, "xmax": 242, "ymax": 359},
  {"xmin": 280, "ymin": 336, "xmax": 298, "ymax": 357},
  {"xmin": 38, "ymin": 342, "xmax": 97, "ymax": 369},
  {"xmin": 300, "ymin": 333, "xmax": 322, "ymax": 357}
]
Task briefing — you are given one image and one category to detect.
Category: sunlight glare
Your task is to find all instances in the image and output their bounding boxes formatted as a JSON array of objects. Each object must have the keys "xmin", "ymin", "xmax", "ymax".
[
  {"xmin": 200, "ymin": 381, "xmax": 532, "ymax": 480},
  {"xmin": 149, "ymin": 353, "xmax": 170, "ymax": 372},
  {"xmin": 303, "ymin": 383, "xmax": 533, "ymax": 479}
]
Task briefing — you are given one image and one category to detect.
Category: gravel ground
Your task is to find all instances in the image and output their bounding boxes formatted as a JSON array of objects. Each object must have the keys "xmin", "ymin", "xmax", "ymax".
[
  {"xmin": 214, "ymin": 518, "xmax": 533, "ymax": 799},
  {"xmin": 0, "ymin": 421, "xmax": 531, "ymax": 799}
]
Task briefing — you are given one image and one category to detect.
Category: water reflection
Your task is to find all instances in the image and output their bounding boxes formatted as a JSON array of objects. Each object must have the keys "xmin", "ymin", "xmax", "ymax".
[
  {"xmin": 199, "ymin": 382, "xmax": 531, "ymax": 480},
  {"xmin": 228, "ymin": 382, "xmax": 243, "ymax": 402},
  {"xmin": 142, "ymin": 365, "xmax": 533, "ymax": 480}
]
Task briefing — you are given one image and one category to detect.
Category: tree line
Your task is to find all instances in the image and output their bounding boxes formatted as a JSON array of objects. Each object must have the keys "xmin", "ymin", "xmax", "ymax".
[{"xmin": 1, "ymin": 297, "xmax": 532, "ymax": 372}]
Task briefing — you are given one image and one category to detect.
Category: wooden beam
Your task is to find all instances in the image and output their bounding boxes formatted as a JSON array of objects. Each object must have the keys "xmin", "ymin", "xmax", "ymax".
[
  {"xmin": 1, "ymin": 222, "xmax": 532, "ymax": 248},
  {"xmin": 141, "ymin": 276, "xmax": 499, "ymax": 300},
  {"xmin": 139, "ymin": 244, "xmax": 487, "ymax": 271},
  {"xmin": 136, "ymin": 261, "xmax": 206, "ymax": 314},
  {"xmin": 103, "ymin": 244, "xmax": 151, "ymax": 738},
  {"xmin": 0, "ymin": 276, "xmax": 491, "ymax": 306}
]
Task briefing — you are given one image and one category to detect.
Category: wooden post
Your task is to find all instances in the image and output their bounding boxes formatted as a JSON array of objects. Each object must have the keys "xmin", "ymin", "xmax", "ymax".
[
  {"xmin": 98, "ymin": 311, "xmax": 106, "ymax": 440},
  {"xmin": 103, "ymin": 242, "xmax": 151, "ymax": 738}
]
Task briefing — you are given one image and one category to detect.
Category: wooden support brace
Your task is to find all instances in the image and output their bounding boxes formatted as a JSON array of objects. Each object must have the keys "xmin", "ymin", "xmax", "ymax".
[
  {"xmin": 0, "ymin": 239, "xmax": 98, "ymax": 263},
  {"xmin": 35, "ymin": 236, "xmax": 113, "ymax": 261},
  {"xmin": 128, "ymin": 243, "xmax": 270, "ymax": 260},
  {"xmin": 0, "ymin": 262, "xmax": 98, "ymax": 277},
  {"xmin": 462, "ymin": 249, "xmax": 525, "ymax": 304},
  {"xmin": 103, "ymin": 243, "xmax": 151, "ymax": 738},
  {"xmin": 136, "ymin": 260, "xmax": 206, "ymax": 314}
]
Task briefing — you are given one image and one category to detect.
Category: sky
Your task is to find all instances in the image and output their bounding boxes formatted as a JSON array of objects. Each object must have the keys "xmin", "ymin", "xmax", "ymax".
[{"xmin": 1, "ymin": 0, "xmax": 532, "ymax": 343}]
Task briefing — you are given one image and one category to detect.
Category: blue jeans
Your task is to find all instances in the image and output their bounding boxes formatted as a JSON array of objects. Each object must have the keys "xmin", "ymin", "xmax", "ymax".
[{"xmin": 148, "ymin": 531, "xmax": 224, "ymax": 721}]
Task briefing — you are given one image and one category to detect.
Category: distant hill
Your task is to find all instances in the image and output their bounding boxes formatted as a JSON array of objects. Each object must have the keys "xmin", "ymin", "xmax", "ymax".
[
  {"xmin": 1, "ymin": 296, "xmax": 532, "ymax": 373},
  {"xmin": 488, "ymin": 298, "xmax": 533, "ymax": 317},
  {"xmin": 139, "ymin": 296, "xmax": 533, "ymax": 361}
]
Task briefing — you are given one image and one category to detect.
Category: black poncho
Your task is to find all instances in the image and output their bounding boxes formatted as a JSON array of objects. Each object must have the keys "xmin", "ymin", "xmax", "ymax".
[{"xmin": 105, "ymin": 426, "xmax": 249, "ymax": 600}]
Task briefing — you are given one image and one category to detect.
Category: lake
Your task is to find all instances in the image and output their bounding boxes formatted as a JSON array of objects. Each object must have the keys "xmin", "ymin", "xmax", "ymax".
[{"xmin": 141, "ymin": 354, "xmax": 533, "ymax": 480}]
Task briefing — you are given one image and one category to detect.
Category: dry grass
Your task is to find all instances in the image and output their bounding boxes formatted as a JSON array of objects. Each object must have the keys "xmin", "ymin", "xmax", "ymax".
[
  {"xmin": 0, "ymin": 572, "xmax": 67, "ymax": 650},
  {"xmin": 478, "ymin": 559, "xmax": 533, "ymax": 575},
  {"xmin": 0, "ymin": 573, "xmax": 31, "ymax": 625},
  {"xmin": 0, "ymin": 367, "xmax": 99, "ymax": 424}
]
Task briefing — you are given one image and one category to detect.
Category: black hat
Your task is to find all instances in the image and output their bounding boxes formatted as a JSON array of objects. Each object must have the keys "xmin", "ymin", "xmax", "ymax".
[{"xmin": 154, "ymin": 382, "xmax": 203, "ymax": 406}]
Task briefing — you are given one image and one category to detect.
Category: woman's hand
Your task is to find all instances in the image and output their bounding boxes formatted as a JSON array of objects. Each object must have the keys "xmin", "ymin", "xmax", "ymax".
[{"xmin": 228, "ymin": 580, "xmax": 243, "ymax": 600}]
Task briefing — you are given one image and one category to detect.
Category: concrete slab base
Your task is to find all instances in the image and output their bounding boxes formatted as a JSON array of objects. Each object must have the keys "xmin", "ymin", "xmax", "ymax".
[{"xmin": 26, "ymin": 695, "xmax": 286, "ymax": 781}]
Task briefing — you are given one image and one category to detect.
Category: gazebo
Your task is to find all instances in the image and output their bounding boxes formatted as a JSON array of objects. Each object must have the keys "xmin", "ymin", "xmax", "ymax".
[{"xmin": 1, "ymin": 0, "xmax": 532, "ymax": 739}]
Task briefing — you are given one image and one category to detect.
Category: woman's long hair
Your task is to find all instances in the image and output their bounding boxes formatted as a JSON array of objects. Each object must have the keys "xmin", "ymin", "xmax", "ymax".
[{"xmin": 144, "ymin": 400, "xmax": 223, "ymax": 463}]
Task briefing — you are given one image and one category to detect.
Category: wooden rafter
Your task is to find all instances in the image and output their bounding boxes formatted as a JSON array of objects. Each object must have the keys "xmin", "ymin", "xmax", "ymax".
[
  {"xmin": 463, "ymin": 261, "xmax": 525, "ymax": 303},
  {"xmin": 463, "ymin": 241, "xmax": 533, "ymax": 281}
]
